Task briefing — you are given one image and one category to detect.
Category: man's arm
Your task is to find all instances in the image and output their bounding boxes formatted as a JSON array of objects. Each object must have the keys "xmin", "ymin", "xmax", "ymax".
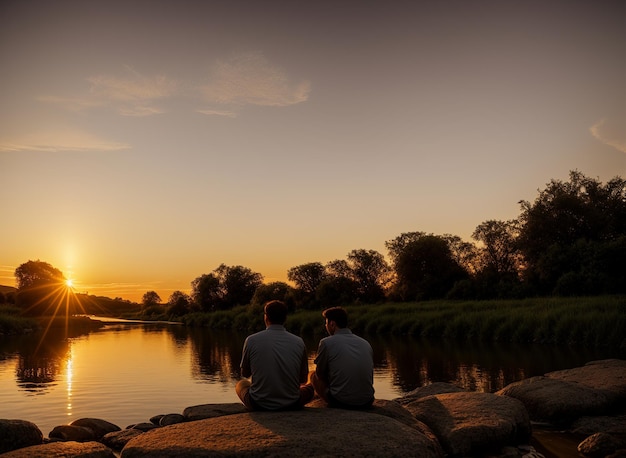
[
  {"xmin": 240, "ymin": 340, "xmax": 251, "ymax": 378},
  {"xmin": 313, "ymin": 341, "xmax": 328, "ymax": 380}
]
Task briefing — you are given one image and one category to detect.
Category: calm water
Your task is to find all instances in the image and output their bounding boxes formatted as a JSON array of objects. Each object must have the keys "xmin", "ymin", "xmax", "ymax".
[{"xmin": 0, "ymin": 319, "xmax": 623, "ymax": 436}]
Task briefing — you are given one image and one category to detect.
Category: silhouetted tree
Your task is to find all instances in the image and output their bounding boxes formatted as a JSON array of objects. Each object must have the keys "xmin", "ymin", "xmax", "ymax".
[
  {"xmin": 14, "ymin": 260, "xmax": 71, "ymax": 316},
  {"xmin": 442, "ymin": 234, "xmax": 480, "ymax": 276},
  {"xmin": 345, "ymin": 249, "xmax": 391, "ymax": 303},
  {"xmin": 287, "ymin": 262, "xmax": 326, "ymax": 295},
  {"xmin": 191, "ymin": 273, "xmax": 221, "ymax": 312},
  {"xmin": 250, "ymin": 282, "xmax": 295, "ymax": 309},
  {"xmin": 15, "ymin": 260, "xmax": 65, "ymax": 290},
  {"xmin": 191, "ymin": 265, "xmax": 263, "ymax": 311},
  {"xmin": 214, "ymin": 264, "xmax": 263, "ymax": 309},
  {"xmin": 470, "ymin": 220, "xmax": 523, "ymax": 298},
  {"xmin": 517, "ymin": 170, "xmax": 626, "ymax": 294},
  {"xmin": 472, "ymin": 220, "xmax": 521, "ymax": 276},
  {"xmin": 167, "ymin": 291, "xmax": 192, "ymax": 317},
  {"xmin": 142, "ymin": 291, "xmax": 161, "ymax": 307},
  {"xmin": 386, "ymin": 233, "xmax": 468, "ymax": 301},
  {"xmin": 315, "ymin": 276, "xmax": 359, "ymax": 307}
]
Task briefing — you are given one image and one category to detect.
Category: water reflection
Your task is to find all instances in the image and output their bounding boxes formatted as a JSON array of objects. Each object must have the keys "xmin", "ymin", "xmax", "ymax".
[
  {"xmin": 186, "ymin": 328, "xmax": 243, "ymax": 382},
  {"xmin": 66, "ymin": 350, "xmax": 73, "ymax": 417},
  {"xmin": 366, "ymin": 334, "xmax": 624, "ymax": 393},
  {"xmin": 10, "ymin": 330, "xmax": 74, "ymax": 395},
  {"xmin": 2, "ymin": 322, "xmax": 624, "ymax": 398},
  {"xmin": 0, "ymin": 324, "xmax": 99, "ymax": 395}
]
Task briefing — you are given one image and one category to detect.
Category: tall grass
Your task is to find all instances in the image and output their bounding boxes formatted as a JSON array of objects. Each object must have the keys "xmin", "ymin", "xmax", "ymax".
[
  {"xmin": 0, "ymin": 305, "xmax": 37, "ymax": 335},
  {"xmin": 352, "ymin": 296, "xmax": 625, "ymax": 348},
  {"xmin": 185, "ymin": 296, "xmax": 625, "ymax": 349},
  {"xmin": 0, "ymin": 305, "xmax": 104, "ymax": 335}
]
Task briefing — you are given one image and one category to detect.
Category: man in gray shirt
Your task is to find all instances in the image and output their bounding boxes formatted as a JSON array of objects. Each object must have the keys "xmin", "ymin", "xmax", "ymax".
[
  {"xmin": 311, "ymin": 306, "xmax": 375, "ymax": 409},
  {"xmin": 236, "ymin": 300, "xmax": 314, "ymax": 410}
]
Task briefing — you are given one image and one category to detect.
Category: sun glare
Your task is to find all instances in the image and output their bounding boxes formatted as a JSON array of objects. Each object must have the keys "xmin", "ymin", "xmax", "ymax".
[{"xmin": 65, "ymin": 279, "xmax": 74, "ymax": 288}]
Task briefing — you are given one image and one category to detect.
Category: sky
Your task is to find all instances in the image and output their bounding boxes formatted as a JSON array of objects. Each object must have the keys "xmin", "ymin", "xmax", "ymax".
[{"xmin": 1, "ymin": 0, "xmax": 624, "ymax": 303}]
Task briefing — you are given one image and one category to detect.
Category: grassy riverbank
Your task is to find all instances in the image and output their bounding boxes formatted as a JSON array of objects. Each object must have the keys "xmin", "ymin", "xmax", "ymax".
[
  {"xmin": 2, "ymin": 296, "xmax": 624, "ymax": 349},
  {"xmin": 0, "ymin": 305, "xmax": 37, "ymax": 335},
  {"xmin": 182, "ymin": 295, "xmax": 626, "ymax": 349},
  {"xmin": 0, "ymin": 305, "xmax": 104, "ymax": 336}
]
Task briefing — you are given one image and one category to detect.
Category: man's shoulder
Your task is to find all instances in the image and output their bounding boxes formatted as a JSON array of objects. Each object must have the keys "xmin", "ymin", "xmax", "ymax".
[{"xmin": 285, "ymin": 330, "xmax": 305, "ymax": 344}]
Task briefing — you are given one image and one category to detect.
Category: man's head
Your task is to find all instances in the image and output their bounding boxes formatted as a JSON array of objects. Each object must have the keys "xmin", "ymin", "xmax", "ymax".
[
  {"xmin": 322, "ymin": 307, "xmax": 348, "ymax": 335},
  {"xmin": 264, "ymin": 300, "xmax": 288, "ymax": 325}
]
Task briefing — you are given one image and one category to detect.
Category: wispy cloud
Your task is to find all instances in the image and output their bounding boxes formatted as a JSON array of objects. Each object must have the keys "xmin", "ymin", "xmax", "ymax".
[
  {"xmin": 118, "ymin": 105, "xmax": 166, "ymax": 117},
  {"xmin": 37, "ymin": 95, "xmax": 108, "ymax": 112},
  {"xmin": 39, "ymin": 67, "xmax": 177, "ymax": 117},
  {"xmin": 88, "ymin": 69, "xmax": 177, "ymax": 102},
  {"xmin": 38, "ymin": 57, "xmax": 309, "ymax": 119},
  {"xmin": 196, "ymin": 108, "xmax": 238, "ymax": 118},
  {"xmin": 0, "ymin": 265, "xmax": 16, "ymax": 286},
  {"xmin": 590, "ymin": 118, "xmax": 626, "ymax": 154},
  {"xmin": 0, "ymin": 128, "xmax": 131, "ymax": 153},
  {"xmin": 200, "ymin": 52, "xmax": 311, "ymax": 109}
]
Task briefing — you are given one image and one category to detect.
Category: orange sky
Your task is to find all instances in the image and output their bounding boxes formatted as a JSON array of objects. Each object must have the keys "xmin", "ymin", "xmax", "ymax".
[{"xmin": 1, "ymin": 0, "xmax": 624, "ymax": 302}]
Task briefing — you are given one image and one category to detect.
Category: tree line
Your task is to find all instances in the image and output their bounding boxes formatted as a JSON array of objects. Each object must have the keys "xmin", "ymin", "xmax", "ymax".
[{"xmin": 6, "ymin": 170, "xmax": 625, "ymax": 318}]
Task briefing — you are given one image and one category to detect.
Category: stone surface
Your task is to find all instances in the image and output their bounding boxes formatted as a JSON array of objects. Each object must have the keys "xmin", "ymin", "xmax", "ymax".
[
  {"xmin": 127, "ymin": 422, "xmax": 159, "ymax": 432},
  {"xmin": 547, "ymin": 359, "xmax": 626, "ymax": 399},
  {"xmin": 370, "ymin": 398, "xmax": 438, "ymax": 439},
  {"xmin": 0, "ymin": 419, "xmax": 43, "ymax": 454},
  {"xmin": 49, "ymin": 424, "xmax": 97, "ymax": 442},
  {"xmin": 571, "ymin": 414, "xmax": 626, "ymax": 436},
  {"xmin": 404, "ymin": 391, "xmax": 531, "ymax": 457},
  {"xmin": 69, "ymin": 418, "xmax": 121, "ymax": 439},
  {"xmin": 149, "ymin": 414, "xmax": 164, "ymax": 425},
  {"xmin": 497, "ymin": 359, "xmax": 626, "ymax": 425},
  {"xmin": 159, "ymin": 413, "xmax": 185, "ymax": 426},
  {"xmin": 578, "ymin": 432, "xmax": 626, "ymax": 457},
  {"xmin": 120, "ymin": 407, "xmax": 444, "ymax": 457},
  {"xmin": 101, "ymin": 429, "xmax": 145, "ymax": 451},
  {"xmin": 182, "ymin": 402, "xmax": 247, "ymax": 421},
  {"xmin": 394, "ymin": 382, "xmax": 466, "ymax": 405},
  {"xmin": 0, "ymin": 440, "xmax": 116, "ymax": 457}
]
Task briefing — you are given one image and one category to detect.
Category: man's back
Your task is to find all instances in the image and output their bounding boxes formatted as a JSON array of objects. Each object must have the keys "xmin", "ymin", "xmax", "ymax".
[
  {"xmin": 315, "ymin": 328, "xmax": 374, "ymax": 406},
  {"xmin": 242, "ymin": 325, "xmax": 308, "ymax": 410}
]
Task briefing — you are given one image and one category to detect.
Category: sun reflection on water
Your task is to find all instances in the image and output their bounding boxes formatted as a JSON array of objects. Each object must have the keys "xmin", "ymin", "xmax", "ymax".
[{"xmin": 66, "ymin": 348, "xmax": 73, "ymax": 418}]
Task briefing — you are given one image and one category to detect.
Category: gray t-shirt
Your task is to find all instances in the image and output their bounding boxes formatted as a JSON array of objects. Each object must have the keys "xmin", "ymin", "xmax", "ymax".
[
  {"xmin": 314, "ymin": 328, "xmax": 375, "ymax": 406},
  {"xmin": 240, "ymin": 324, "xmax": 309, "ymax": 410}
]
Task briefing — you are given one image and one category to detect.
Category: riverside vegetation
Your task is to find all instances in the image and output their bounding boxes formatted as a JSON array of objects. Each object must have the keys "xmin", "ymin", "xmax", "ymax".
[
  {"xmin": 181, "ymin": 295, "xmax": 625, "ymax": 349},
  {"xmin": 1, "ymin": 295, "xmax": 625, "ymax": 350}
]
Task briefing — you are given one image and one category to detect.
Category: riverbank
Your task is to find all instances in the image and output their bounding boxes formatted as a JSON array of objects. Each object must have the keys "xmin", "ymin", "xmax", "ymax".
[
  {"xmin": 3, "ymin": 296, "xmax": 625, "ymax": 350},
  {"xmin": 181, "ymin": 295, "xmax": 626, "ymax": 349},
  {"xmin": 0, "ymin": 308, "xmax": 104, "ymax": 336}
]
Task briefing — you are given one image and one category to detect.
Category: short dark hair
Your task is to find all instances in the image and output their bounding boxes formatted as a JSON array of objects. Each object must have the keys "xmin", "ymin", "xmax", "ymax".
[
  {"xmin": 322, "ymin": 307, "xmax": 348, "ymax": 328},
  {"xmin": 264, "ymin": 300, "xmax": 288, "ymax": 324}
]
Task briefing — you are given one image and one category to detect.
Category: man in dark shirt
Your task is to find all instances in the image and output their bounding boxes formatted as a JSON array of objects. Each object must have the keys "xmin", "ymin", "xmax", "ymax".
[
  {"xmin": 310, "ymin": 306, "xmax": 375, "ymax": 409},
  {"xmin": 236, "ymin": 300, "xmax": 314, "ymax": 410}
]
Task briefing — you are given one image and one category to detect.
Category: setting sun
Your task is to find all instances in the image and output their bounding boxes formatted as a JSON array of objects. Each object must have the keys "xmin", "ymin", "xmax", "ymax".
[{"xmin": 65, "ymin": 279, "xmax": 74, "ymax": 288}]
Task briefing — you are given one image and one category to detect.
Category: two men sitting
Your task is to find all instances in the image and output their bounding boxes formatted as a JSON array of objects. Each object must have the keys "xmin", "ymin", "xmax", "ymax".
[{"xmin": 235, "ymin": 301, "xmax": 374, "ymax": 411}]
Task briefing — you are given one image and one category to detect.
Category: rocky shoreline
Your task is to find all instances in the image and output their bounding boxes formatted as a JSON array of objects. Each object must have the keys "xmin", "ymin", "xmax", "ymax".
[{"xmin": 1, "ymin": 359, "xmax": 625, "ymax": 457}]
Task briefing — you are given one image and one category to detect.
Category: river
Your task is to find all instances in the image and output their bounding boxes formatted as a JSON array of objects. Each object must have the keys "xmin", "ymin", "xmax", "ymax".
[{"xmin": 0, "ymin": 318, "xmax": 622, "ymax": 440}]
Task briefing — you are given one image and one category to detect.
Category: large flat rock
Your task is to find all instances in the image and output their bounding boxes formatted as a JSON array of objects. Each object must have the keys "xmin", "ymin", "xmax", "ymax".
[
  {"xmin": 404, "ymin": 391, "xmax": 531, "ymax": 457},
  {"xmin": 497, "ymin": 359, "xmax": 626, "ymax": 425},
  {"xmin": 120, "ymin": 407, "xmax": 444, "ymax": 457},
  {"xmin": 0, "ymin": 440, "xmax": 115, "ymax": 457}
]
